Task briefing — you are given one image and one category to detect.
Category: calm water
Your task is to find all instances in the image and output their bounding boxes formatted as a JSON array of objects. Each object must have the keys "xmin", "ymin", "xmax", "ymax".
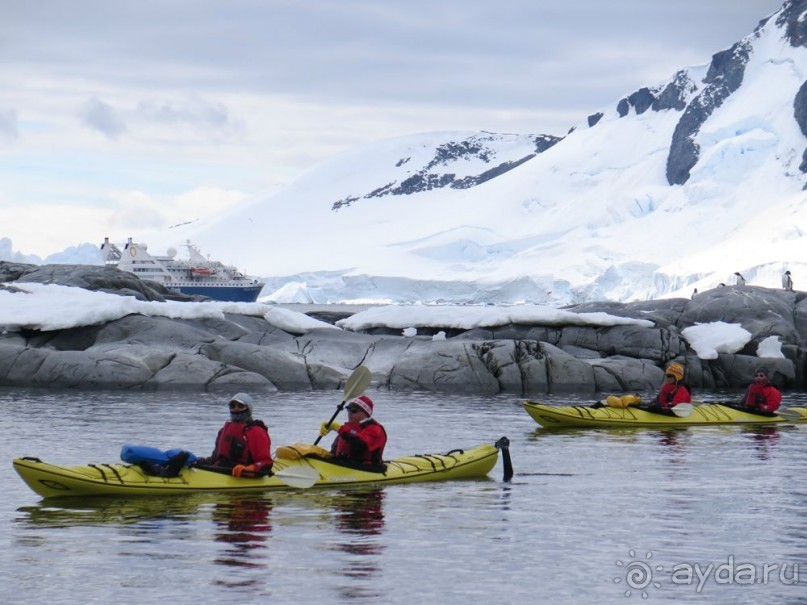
[{"xmin": 2, "ymin": 388, "xmax": 806, "ymax": 604}]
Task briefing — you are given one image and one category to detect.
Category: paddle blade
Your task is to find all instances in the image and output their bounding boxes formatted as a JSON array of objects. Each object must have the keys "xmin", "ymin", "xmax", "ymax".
[
  {"xmin": 314, "ymin": 365, "xmax": 373, "ymax": 445},
  {"xmin": 671, "ymin": 403, "xmax": 693, "ymax": 417},
  {"xmin": 274, "ymin": 465, "xmax": 320, "ymax": 489},
  {"xmin": 776, "ymin": 407, "xmax": 805, "ymax": 421},
  {"xmin": 344, "ymin": 365, "xmax": 372, "ymax": 402}
]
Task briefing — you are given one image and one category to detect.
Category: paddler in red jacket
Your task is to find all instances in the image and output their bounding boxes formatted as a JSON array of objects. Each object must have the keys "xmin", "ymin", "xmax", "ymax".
[
  {"xmin": 319, "ymin": 395, "xmax": 387, "ymax": 469},
  {"xmin": 636, "ymin": 362, "xmax": 691, "ymax": 415},
  {"xmin": 196, "ymin": 393, "xmax": 273, "ymax": 477},
  {"xmin": 739, "ymin": 366, "xmax": 782, "ymax": 414},
  {"xmin": 654, "ymin": 362, "xmax": 691, "ymax": 408}
]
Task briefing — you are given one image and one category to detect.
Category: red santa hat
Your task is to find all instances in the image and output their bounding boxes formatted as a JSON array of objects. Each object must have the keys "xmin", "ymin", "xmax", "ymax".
[{"xmin": 348, "ymin": 395, "xmax": 374, "ymax": 417}]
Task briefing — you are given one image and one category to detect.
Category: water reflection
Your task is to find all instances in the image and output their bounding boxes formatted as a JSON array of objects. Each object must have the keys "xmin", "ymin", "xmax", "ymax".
[
  {"xmin": 656, "ymin": 428, "xmax": 686, "ymax": 449},
  {"xmin": 741, "ymin": 426, "xmax": 781, "ymax": 460},
  {"xmin": 15, "ymin": 495, "xmax": 205, "ymax": 529},
  {"xmin": 210, "ymin": 496, "xmax": 273, "ymax": 591},
  {"xmin": 212, "ymin": 497, "xmax": 272, "ymax": 566},
  {"xmin": 328, "ymin": 488, "xmax": 386, "ymax": 600},
  {"xmin": 332, "ymin": 489, "xmax": 385, "ymax": 552}
]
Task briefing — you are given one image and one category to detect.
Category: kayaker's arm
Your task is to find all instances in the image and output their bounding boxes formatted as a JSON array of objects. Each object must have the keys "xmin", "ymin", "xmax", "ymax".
[{"xmin": 337, "ymin": 429, "xmax": 369, "ymax": 458}]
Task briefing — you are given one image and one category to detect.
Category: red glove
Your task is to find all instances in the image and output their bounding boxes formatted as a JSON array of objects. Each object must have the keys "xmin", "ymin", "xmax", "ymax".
[{"xmin": 232, "ymin": 464, "xmax": 259, "ymax": 478}]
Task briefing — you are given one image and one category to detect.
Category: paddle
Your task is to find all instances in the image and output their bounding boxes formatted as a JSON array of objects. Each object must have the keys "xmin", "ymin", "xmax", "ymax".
[
  {"xmin": 192, "ymin": 462, "xmax": 320, "ymax": 489},
  {"xmin": 495, "ymin": 436, "xmax": 513, "ymax": 482},
  {"xmin": 314, "ymin": 365, "xmax": 373, "ymax": 445},
  {"xmin": 774, "ymin": 408, "xmax": 804, "ymax": 421},
  {"xmin": 670, "ymin": 403, "xmax": 693, "ymax": 417},
  {"xmin": 272, "ymin": 465, "xmax": 320, "ymax": 489}
]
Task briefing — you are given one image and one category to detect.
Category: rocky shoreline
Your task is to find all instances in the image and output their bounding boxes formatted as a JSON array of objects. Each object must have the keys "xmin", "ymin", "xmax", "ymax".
[{"xmin": 1, "ymin": 262, "xmax": 804, "ymax": 395}]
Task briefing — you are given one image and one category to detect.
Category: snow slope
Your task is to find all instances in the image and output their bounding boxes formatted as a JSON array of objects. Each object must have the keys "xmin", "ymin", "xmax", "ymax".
[{"xmin": 5, "ymin": 1, "xmax": 807, "ymax": 306}]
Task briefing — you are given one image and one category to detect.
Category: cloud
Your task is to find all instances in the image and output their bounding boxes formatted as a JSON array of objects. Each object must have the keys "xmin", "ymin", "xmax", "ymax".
[
  {"xmin": 105, "ymin": 186, "xmax": 248, "ymax": 237},
  {"xmin": 0, "ymin": 182, "xmax": 251, "ymax": 259},
  {"xmin": 135, "ymin": 96, "xmax": 245, "ymax": 140},
  {"xmin": 0, "ymin": 110, "xmax": 19, "ymax": 139},
  {"xmin": 0, "ymin": 203, "xmax": 116, "ymax": 254},
  {"xmin": 0, "ymin": 109, "xmax": 19, "ymax": 141},
  {"xmin": 79, "ymin": 97, "xmax": 127, "ymax": 139},
  {"xmin": 169, "ymin": 186, "xmax": 247, "ymax": 219},
  {"xmin": 5, "ymin": 2, "xmax": 784, "ymax": 120},
  {"xmin": 137, "ymin": 97, "xmax": 227, "ymax": 126},
  {"xmin": 105, "ymin": 191, "xmax": 167, "ymax": 232}
]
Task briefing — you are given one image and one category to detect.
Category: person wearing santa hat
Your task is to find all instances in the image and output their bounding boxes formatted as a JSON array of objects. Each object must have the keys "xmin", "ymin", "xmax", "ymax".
[{"xmin": 319, "ymin": 395, "xmax": 387, "ymax": 469}]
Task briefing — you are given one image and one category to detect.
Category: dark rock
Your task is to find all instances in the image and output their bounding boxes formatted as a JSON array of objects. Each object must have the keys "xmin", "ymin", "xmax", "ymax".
[
  {"xmin": 627, "ymin": 87, "xmax": 655, "ymax": 114},
  {"xmin": 794, "ymin": 80, "xmax": 807, "ymax": 172},
  {"xmin": 679, "ymin": 286, "xmax": 800, "ymax": 347},
  {"xmin": 588, "ymin": 357, "xmax": 663, "ymax": 391},
  {"xmin": 330, "ymin": 132, "xmax": 561, "ymax": 207},
  {"xmin": 778, "ymin": 0, "xmax": 807, "ymax": 48},
  {"xmin": 0, "ymin": 261, "xmax": 199, "ymax": 302},
  {"xmin": 587, "ymin": 112, "xmax": 604, "ymax": 127},
  {"xmin": 533, "ymin": 135, "xmax": 562, "ymax": 153},
  {"xmin": 666, "ymin": 42, "xmax": 751, "ymax": 185},
  {"xmin": 652, "ymin": 71, "xmax": 691, "ymax": 112}
]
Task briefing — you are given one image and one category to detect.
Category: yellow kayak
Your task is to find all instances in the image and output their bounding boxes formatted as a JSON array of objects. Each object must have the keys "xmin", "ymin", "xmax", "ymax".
[
  {"xmin": 523, "ymin": 401, "xmax": 807, "ymax": 428},
  {"xmin": 13, "ymin": 439, "xmax": 506, "ymax": 499}
]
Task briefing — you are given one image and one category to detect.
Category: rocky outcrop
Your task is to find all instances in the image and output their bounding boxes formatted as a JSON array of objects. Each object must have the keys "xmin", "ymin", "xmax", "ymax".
[
  {"xmin": 666, "ymin": 41, "xmax": 752, "ymax": 186},
  {"xmin": 652, "ymin": 71, "xmax": 692, "ymax": 112},
  {"xmin": 331, "ymin": 132, "xmax": 562, "ymax": 209},
  {"xmin": 2, "ymin": 263, "xmax": 806, "ymax": 395},
  {"xmin": 794, "ymin": 80, "xmax": 807, "ymax": 173},
  {"xmin": 779, "ymin": 0, "xmax": 807, "ymax": 48},
  {"xmin": 1, "ymin": 262, "xmax": 202, "ymax": 302}
]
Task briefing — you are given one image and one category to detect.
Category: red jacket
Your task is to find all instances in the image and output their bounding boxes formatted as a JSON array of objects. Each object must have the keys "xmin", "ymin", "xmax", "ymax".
[
  {"xmin": 742, "ymin": 382, "xmax": 782, "ymax": 413},
  {"xmin": 332, "ymin": 419, "xmax": 387, "ymax": 466},
  {"xmin": 209, "ymin": 420, "xmax": 273, "ymax": 473},
  {"xmin": 655, "ymin": 383, "xmax": 691, "ymax": 409}
]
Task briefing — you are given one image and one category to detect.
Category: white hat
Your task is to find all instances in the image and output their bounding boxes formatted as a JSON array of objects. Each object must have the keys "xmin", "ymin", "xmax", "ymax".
[{"xmin": 228, "ymin": 392, "xmax": 254, "ymax": 414}]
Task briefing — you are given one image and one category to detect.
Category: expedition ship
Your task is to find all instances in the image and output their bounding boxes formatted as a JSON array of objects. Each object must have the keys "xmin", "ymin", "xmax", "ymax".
[{"xmin": 101, "ymin": 237, "xmax": 264, "ymax": 302}]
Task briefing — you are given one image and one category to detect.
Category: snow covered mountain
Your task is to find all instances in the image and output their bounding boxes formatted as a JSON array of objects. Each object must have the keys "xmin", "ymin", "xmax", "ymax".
[{"xmin": 8, "ymin": 0, "xmax": 807, "ymax": 306}]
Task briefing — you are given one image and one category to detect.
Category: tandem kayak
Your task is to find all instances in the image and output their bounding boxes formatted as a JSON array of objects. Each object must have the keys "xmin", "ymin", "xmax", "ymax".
[
  {"xmin": 523, "ymin": 401, "xmax": 807, "ymax": 429},
  {"xmin": 13, "ymin": 438, "xmax": 510, "ymax": 499}
]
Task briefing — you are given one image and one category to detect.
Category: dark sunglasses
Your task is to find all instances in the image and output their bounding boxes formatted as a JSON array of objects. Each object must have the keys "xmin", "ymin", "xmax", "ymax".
[
  {"xmin": 229, "ymin": 400, "xmax": 247, "ymax": 409},
  {"xmin": 346, "ymin": 405, "xmax": 362, "ymax": 413}
]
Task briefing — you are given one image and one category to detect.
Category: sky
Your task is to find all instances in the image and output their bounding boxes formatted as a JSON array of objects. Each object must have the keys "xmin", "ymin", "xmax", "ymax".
[
  {"xmin": 0, "ymin": 0, "xmax": 787, "ymax": 258},
  {"xmin": 0, "ymin": 282, "xmax": 774, "ymax": 361}
]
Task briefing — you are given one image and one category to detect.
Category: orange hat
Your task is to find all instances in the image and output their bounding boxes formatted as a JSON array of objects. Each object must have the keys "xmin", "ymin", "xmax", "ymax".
[{"xmin": 665, "ymin": 363, "xmax": 684, "ymax": 381}]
